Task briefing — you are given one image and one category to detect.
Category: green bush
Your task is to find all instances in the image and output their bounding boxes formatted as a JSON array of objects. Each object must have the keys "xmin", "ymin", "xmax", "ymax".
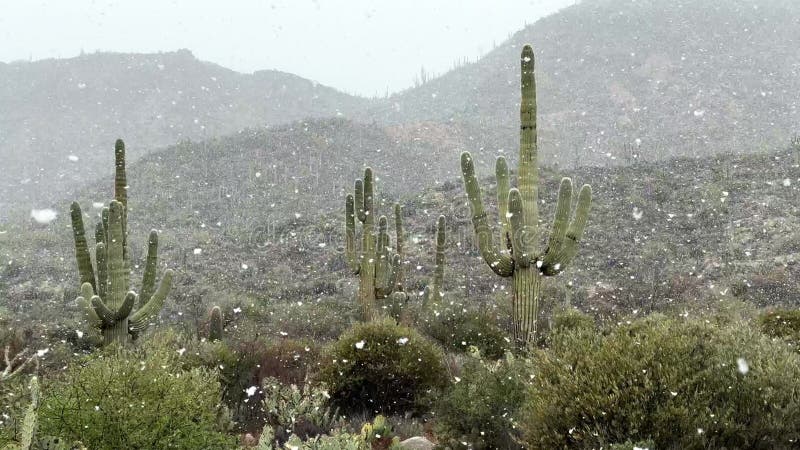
[
  {"xmin": 424, "ymin": 310, "xmax": 510, "ymax": 360},
  {"xmin": 316, "ymin": 319, "xmax": 448, "ymax": 414},
  {"xmin": 520, "ymin": 315, "xmax": 800, "ymax": 449},
  {"xmin": 434, "ymin": 352, "xmax": 528, "ymax": 450},
  {"xmin": 38, "ymin": 343, "xmax": 237, "ymax": 450},
  {"xmin": 758, "ymin": 308, "xmax": 800, "ymax": 350}
]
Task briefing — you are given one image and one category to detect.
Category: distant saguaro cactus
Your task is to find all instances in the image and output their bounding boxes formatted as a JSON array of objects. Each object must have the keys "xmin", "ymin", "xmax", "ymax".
[
  {"xmin": 422, "ymin": 215, "xmax": 447, "ymax": 308},
  {"xmin": 345, "ymin": 168, "xmax": 404, "ymax": 321},
  {"xmin": 460, "ymin": 45, "xmax": 592, "ymax": 347},
  {"xmin": 71, "ymin": 139, "xmax": 173, "ymax": 345},
  {"xmin": 209, "ymin": 306, "xmax": 224, "ymax": 342}
]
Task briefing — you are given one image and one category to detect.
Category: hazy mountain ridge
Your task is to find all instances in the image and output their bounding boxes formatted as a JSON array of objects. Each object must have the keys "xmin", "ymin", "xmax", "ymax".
[
  {"xmin": 0, "ymin": 49, "xmax": 371, "ymax": 213},
  {"xmin": 368, "ymin": 0, "xmax": 800, "ymax": 166}
]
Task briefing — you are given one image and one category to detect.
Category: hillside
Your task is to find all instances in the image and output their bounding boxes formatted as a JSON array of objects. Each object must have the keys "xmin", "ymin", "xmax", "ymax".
[
  {"xmin": 368, "ymin": 0, "xmax": 800, "ymax": 167},
  {"xmin": 0, "ymin": 49, "xmax": 370, "ymax": 214},
  {"xmin": 3, "ymin": 133, "xmax": 799, "ymax": 337}
]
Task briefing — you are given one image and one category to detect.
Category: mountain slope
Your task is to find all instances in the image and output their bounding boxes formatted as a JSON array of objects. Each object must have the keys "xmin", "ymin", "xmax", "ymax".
[
  {"xmin": 368, "ymin": 0, "xmax": 800, "ymax": 167},
  {"xmin": 0, "ymin": 49, "xmax": 370, "ymax": 211}
]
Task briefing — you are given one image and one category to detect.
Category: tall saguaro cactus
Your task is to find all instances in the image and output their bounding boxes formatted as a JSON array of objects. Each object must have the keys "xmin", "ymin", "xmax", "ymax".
[
  {"xmin": 460, "ymin": 45, "xmax": 592, "ymax": 347},
  {"xmin": 345, "ymin": 168, "xmax": 404, "ymax": 321},
  {"xmin": 71, "ymin": 139, "xmax": 173, "ymax": 345},
  {"xmin": 423, "ymin": 216, "xmax": 446, "ymax": 307}
]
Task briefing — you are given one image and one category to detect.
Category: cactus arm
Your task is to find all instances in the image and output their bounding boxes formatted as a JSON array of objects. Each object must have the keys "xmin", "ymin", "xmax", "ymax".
[
  {"xmin": 425, "ymin": 215, "xmax": 447, "ymax": 306},
  {"xmin": 101, "ymin": 207, "xmax": 109, "ymax": 238},
  {"xmin": 94, "ymin": 221, "xmax": 105, "ymax": 247},
  {"xmin": 77, "ymin": 282, "xmax": 102, "ymax": 326},
  {"xmin": 508, "ymin": 189, "xmax": 533, "ymax": 268},
  {"xmin": 374, "ymin": 216, "xmax": 393, "ymax": 293},
  {"xmin": 115, "ymin": 292, "xmax": 136, "ymax": 320},
  {"xmin": 90, "ymin": 295, "xmax": 116, "ymax": 327},
  {"xmin": 345, "ymin": 194, "xmax": 360, "ymax": 274},
  {"xmin": 393, "ymin": 203, "xmax": 406, "ymax": 293},
  {"xmin": 95, "ymin": 242, "xmax": 108, "ymax": 301},
  {"xmin": 106, "ymin": 201, "xmax": 127, "ymax": 312},
  {"xmin": 517, "ymin": 44, "xmax": 539, "ymax": 230},
  {"xmin": 375, "ymin": 254, "xmax": 400, "ymax": 299},
  {"xmin": 541, "ymin": 178, "xmax": 573, "ymax": 270},
  {"xmin": 114, "ymin": 139, "xmax": 128, "ymax": 257},
  {"xmin": 541, "ymin": 184, "xmax": 592, "ymax": 275},
  {"xmin": 362, "ymin": 168, "xmax": 374, "ymax": 225},
  {"xmin": 129, "ymin": 269, "xmax": 173, "ymax": 335},
  {"xmin": 70, "ymin": 202, "xmax": 96, "ymax": 293},
  {"xmin": 355, "ymin": 180, "xmax": 366, "ymax": 223},
  {"xmin": 460, "ymin": 152, "xmax": 513, "ymax": 277},
  {"xmin": 139, "ymin": 230, "xmax": 159, "ymax": 308},
  {"xmin": 495, "ymin": 157, "xmax": 511, "ymax": 248}
]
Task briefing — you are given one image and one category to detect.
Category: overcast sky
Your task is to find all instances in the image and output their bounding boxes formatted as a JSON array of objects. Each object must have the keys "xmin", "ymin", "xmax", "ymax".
[{"xmin": 0, "ymin": 0, "xmax": 576, "ymax": 97}]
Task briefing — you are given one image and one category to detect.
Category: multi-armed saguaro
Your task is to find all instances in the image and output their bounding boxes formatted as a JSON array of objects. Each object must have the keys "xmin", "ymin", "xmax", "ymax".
[
  {"xmin": 71, "ymin": 139, "xmax": 173, "ymax": 345},
  {"xmin": 345, "ymin": 168, "xmax": 406, "ymax": 321},
  {"xmin": 460, "ymin": 44, "xmax": 592, "ymax": 347},
  {"xmin": 422, "ymin": 216, "xmax": 446, "ymax": 308}
]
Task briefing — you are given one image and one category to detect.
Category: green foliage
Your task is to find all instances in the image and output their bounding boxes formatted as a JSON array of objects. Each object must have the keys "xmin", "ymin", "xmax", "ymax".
[
  {"xmin": 608, "ymin": 440, "xmax": 655, "ymax": 450},
  {"xmin": 757, "ymin": 308, "xmax": 800, "ymax": 350},
  {"xmin": 424, "ymin": 310, "xmax": 510, "ymax": 360},
  {"xmin": 434, "ymin": 352, "xmax": 527, "ymax": 450},
  {"xmin": 38, "ymin": 343, "xmax": 236, "ymax": 450},
  {"xmin": 520, "ymin": 315, "xmax": 800, "ymax": 449},
  {"xmin": 317, "ymin": 319, "xmax": 448, "ymax": 414},
  {"xmin": 550, "ymin": 307, "xmax": 595, "ymax": 333}
]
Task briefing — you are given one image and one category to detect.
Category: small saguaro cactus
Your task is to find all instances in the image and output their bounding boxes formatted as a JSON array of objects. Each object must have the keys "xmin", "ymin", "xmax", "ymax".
[
  {"xmin": 460, "ymin": 45, "xmax": 592, "ymax": 348},
  {"xmin": 208, "ymin": 306, "xmax": 224, "ymax": 341},
  {"xmin": 71, "ymin": 139, "xmax": 173, "ymax": 345},
  {"xmin": 422, "ymin": 215, "xmax": 447, "ymax": 307},
  {"xmin": 345, "ymin": 168, "xmax": 404, "ymax": 321}
]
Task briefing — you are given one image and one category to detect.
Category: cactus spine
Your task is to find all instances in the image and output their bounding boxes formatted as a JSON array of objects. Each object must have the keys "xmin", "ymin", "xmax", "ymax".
[
  {"xmin": 72, "ymin": 139, "xmax": 173, "ymax": 345},
  {"xmin": 345, "ymin": 168, "xmax": 403, "ymax": 321},
  {"xmin": 460, "ymin": 45, "xmax": 592, "ymax": 347},
  {"xmin": 423, "ymin": 216, "xmax": 446, "ymax": 307},
  {"xmin": 209, "ymin": 306, "xmax": 224, "ymax": 341}
]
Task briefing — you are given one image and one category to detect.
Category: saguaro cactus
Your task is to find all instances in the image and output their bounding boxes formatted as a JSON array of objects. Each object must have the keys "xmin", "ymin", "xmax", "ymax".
[
  {"xmin": 460, "ymin": 45, "xmax": 592, "ymax": 347},
  {"xmin": 209, "ymin": 306, "xmax": 224, "ymax": 342},
  {"xmin": 345, "ymin": 168, "xmax": 404, "ymax": 321},
  {"xmin": 423, "ymin": 216, "xmax": 446, "ymax": 307},
  {"xmin": 71, "ymin": 139, "xmax": 173, "ymax": 345}
]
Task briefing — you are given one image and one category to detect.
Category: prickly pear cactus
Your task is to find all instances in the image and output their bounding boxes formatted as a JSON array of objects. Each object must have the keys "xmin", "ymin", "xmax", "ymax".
[{"xmin": 460, "ymin": 45, "xmax": 592, "ymax": 347}]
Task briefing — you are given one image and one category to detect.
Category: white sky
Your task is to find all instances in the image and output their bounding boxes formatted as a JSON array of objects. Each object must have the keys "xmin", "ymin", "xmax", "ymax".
[{"xmin": 0, "ymin": 0, "xmax": 576, "ymax": 97}]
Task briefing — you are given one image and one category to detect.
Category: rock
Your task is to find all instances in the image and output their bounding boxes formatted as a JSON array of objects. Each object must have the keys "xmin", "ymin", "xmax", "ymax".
[{"xmin": 400, "ymin": 436, "xmax": 435, "ymax": 450}]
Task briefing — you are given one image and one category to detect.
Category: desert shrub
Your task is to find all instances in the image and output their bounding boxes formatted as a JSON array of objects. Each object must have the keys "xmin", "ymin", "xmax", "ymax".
[
  {"xmin": 549, "ymin": 307, "xmax": 595, "ymax": 334},
  {"xmin": 256, "ymin": 338, "xmax": 322, "ymax": 385},
  {"xmin": 520, "ymin": 315, "xmax": 800, "ymax": 449},
  {"xmin": 316, "ymin": 319, "xmax": 448, "ymax": 414},
  {"xmin": 38, "ymin": 343, "xmax": 237, "ymax": 450},
  {"xmin": 424, "ymin": 310, "xmax": 510, "ymax": 360},
  {"xmin": 758, "ymin": 308, "xmax": 800, "ymax": 350},
  {"xmin": 434, "ymin": 351, "xmax": 528, "ymax": 450}
]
